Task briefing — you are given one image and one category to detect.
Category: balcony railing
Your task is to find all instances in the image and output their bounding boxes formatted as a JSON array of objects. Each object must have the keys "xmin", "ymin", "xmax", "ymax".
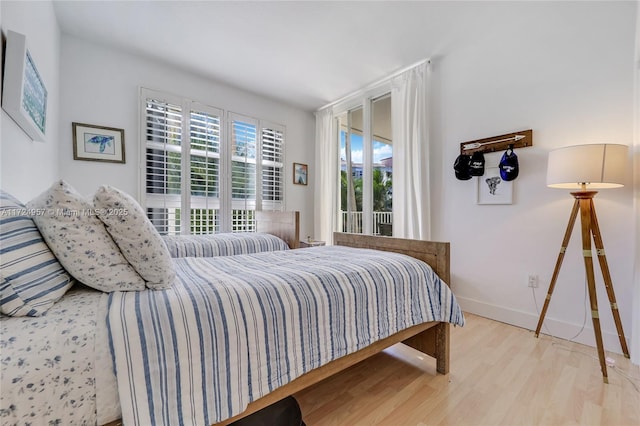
[
  {"xmin": 147, "ymin": 207, "xmax": 257, "ymax": 235},
  {"xmin": 150, "ymin": 207, "xmax": 393, "ymax": 237},
  {"xmin": 341, "ymin": 211, "xmax": 392, "ymax": 235}
]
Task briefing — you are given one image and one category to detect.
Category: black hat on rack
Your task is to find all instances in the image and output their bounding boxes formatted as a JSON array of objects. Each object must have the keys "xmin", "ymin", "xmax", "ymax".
[
  {"xmin": 499, "ymin": 147, "xmax": 519, "ymax": 181},
  {"xmin": 453, "ymin": 154, "xmax": 472, "ymax": 180},
  {"xmin": 468, "ymin": 151, "xmax": 485, "ymax": 176}
]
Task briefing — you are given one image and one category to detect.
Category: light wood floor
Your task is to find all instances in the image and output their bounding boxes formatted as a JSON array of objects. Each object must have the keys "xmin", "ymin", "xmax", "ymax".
[{"xmin": 295, "ymin": 313, "xmax": 640, "ymax": 426}]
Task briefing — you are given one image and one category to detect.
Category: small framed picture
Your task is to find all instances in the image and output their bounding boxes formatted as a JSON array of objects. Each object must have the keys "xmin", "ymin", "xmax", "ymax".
[
  {"xmin": 73, "ymin": 122, "xmax": 125, "ymax": 163},
  {"xmin": 477, "ymin": 167, "xmax": 513, "ymax": 205},
  {"xmin": 293, "ymin": 162, "xmax": 308, "ymax": 185}
]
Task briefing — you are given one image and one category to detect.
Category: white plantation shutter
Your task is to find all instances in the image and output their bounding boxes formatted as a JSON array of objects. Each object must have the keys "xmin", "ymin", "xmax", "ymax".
[
  {"xmin": 144, "ymin": 93, "xmax": 184, "ymax": 235},
  {"xmin": 229, "ymin": 113, "xmax": 258, "ymax": 232},
  {"xmin": 189, "ymin": 106, "xmax": 222, "ymax": 234},
  {"xmin": 141, "ymin": 88, "xmax": 284, "ymax": 235},
  {"xmin": 261, "ymin": 123, "xmax": 284, "ymax": 211}
]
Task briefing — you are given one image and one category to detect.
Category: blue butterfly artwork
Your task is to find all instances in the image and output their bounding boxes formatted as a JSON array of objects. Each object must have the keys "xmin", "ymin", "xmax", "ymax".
[
  {"xmin": 84, "ymin": 133, "xmax": 115, "ymax": 155},
  {"xmin": 88, "ymin": 135, "xmax": 112, "ymax": 152}
]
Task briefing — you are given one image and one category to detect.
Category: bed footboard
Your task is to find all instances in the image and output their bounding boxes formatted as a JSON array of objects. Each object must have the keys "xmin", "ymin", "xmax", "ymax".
[{"xmin": 332, "ymin": 232, "xmax": 450, "ymax": 283}]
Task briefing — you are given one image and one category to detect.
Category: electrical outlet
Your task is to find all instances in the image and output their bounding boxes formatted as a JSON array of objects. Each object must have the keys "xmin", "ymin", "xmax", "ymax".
[{"xmin": 527, "ymin": 274, "xmax": 539, "ymax": 288}]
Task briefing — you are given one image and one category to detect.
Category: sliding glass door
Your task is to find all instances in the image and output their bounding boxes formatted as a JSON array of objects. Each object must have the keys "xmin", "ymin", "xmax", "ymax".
[{"xmin": 337, "ymin": 94, "xmax": 392, "ymax": 235}]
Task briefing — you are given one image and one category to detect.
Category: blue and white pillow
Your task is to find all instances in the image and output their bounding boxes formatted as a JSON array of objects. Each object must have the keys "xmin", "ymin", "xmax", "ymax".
[
  {"xmin": 93, "ymin": 185, "xmax": 175, "ymax": 290},
  {"xmin": 26, "ymin": 180, "xmax": 145, "ymax": 292},
  {"xmin": 0, "ymin": 190, "xmax": 74, "ymax": 316}
]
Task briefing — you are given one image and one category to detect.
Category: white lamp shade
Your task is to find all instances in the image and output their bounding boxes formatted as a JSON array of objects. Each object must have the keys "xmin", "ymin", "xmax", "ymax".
[{"xmin": 546, "ymin": 144, "xmax": 628, "ymax": 189}]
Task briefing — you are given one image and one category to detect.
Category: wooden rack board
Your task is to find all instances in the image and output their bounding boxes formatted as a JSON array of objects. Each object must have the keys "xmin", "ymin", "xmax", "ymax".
[{"xmin": 460, "ymin": 129, "xmax": 533, "ymax": 155}]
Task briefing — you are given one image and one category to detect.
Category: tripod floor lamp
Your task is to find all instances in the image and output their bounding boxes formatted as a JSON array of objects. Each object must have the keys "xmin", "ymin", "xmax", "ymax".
[{"xmin": 535, "ymin": 143, "xmax": 630, "ymax": 383}]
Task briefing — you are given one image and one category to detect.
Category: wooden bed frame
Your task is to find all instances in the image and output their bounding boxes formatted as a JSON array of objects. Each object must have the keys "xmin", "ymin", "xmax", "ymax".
[
  {"xmin": 216, "ymin": 231, "xmax": 451, "ymax": 425},
  {"xmin": 103, "ymin": 224, "xmax": 452, "ymax": 426}
]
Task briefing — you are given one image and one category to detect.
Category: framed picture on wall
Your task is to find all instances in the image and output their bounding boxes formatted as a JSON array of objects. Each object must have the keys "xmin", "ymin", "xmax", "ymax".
[
  {"xmin": 477, "ymin": 167, "xmax": 513, "ymax": 205},
  {"xmin": 293, "ymin": 162, "xmax": 308, "ymax": 185},
  {"xmin": 1, "ymin": 30, "xmax": 48, "ymax": 142},
  {"xmin": 72, "ymin": 122, "xmax": 126, "ymax": 163}
]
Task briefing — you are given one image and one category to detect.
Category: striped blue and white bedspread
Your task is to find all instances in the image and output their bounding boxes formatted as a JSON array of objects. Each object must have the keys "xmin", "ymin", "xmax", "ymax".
[
  {"xmin": 162, "ymin": 232, "xmax": 290, "ymax": 257},
  {"xmin": 107, "ymin": 246, "xmax": 464, "ymax": 426}
]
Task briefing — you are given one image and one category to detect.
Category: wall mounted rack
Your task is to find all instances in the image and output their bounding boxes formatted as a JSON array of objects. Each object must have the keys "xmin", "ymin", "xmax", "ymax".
[{"xmin": 460, "ymin": 129, "xmax": 533, "ymax": 155}]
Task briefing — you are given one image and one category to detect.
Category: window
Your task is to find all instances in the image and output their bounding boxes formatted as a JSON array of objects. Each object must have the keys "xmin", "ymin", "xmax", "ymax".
[
  {"xmin": 260, "ymin": 126, "xmax": 285, "ymax": 210},
  {"xmin": 141, "ymin": 88, "xmax": 284, "ymax": 235},
  {"xmin": 337, "ymin": 94, "xmax": 392, "ymax": 235}
]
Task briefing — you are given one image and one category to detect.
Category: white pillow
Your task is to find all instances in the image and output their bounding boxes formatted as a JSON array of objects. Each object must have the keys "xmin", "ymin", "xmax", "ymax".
[
  {"xmin": 93, "ymin": 185, "xmax": 175, "ymax": 289},
  {"xmin": 26, "ymin": 180, "xmax": 145, "ymax": 292}
]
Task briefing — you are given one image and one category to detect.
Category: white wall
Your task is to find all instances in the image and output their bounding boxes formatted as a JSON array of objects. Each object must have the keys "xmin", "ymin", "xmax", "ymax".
[
  {"xmin": 431, "ymin": 2, "xmax": 637, "ymax": 355},
  {"xmin": 59, "ymin": 36, "xmax": 316, "ymax": 237},
  {"xmin": 0, "ymin": 1, "xmax": 60, "ymax": 201}
]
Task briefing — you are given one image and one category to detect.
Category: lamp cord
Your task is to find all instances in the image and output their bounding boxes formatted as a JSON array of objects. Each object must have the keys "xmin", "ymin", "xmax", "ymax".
[{"xmin": 531, "ymin": 281, "xmax": 640, "ymax": 393}]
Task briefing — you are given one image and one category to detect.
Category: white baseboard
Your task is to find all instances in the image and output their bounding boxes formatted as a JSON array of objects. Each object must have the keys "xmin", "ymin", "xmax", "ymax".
[{"xmin": 456, "ymin": 296, "xmax": 630, "ymax": 357}]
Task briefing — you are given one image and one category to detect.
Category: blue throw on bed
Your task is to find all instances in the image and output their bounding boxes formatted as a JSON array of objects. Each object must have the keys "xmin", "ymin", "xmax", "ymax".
[
  {"xmin": 162, "ymin": 232, "xmax": 290, "ymax": 257},
  {"xmin": 107, "ymin": 245, "xmax": 465, "ymax": 425}
]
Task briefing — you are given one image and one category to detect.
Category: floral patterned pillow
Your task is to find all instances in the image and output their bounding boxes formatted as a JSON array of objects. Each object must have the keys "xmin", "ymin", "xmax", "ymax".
[
  {"xmin": 26, "ymin": 180, "xmax": 145, "ymax": 292},
  {"xmin": 93, "ymin": 185, "xmax": 175, "ymax": 289}
]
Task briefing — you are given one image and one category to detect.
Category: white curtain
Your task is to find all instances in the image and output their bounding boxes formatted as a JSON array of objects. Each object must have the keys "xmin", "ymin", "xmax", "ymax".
[
  {"xmin": 314, "ymin": 107, "xmax": 339, "ymax": 244},
  {"xmin": 631, "ymin": 4, "xmax": 640, "ymax": 365},
  {"xmin": 391, "ymin": 61, "xmax": 431, "ymax": 240}
]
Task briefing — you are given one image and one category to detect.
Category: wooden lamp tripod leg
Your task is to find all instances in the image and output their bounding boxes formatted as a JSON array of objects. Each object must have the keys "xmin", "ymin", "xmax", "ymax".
[
  {"xmin": 535, "ymin": 192, "xmax": 625, "ymax": 383},
  {"xmin": 535, "ymin": 199, "xmax": 580, "ymax": 337},
  {"xmin": 588, "ymin": 199, "xmax": 630, "ymax": 358},
  {"xmin": 578, "ymin": 196, "xmax": 608, "ymax": 383}
]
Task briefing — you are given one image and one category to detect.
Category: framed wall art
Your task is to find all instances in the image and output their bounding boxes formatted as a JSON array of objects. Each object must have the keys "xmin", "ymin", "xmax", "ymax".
[
  {"xmin": 1, "ymin": 30, "xmax": 48, "ymax": 142},
  {"xmin": 72, "ymin": 122, "xmax": 126, "ymax": 163},
  {"xmin": 293, "ymin": 162, "xmax": 308, "ymax": 185},
  {"xmin": 477, "ymin": 167, "xmax": 513, "ymax": 205}
]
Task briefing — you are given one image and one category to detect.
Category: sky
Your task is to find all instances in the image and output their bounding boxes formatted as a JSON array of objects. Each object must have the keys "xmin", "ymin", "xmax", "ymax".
[{"xmin": 340, "ymin": 132, "xmax": 392, "ymax": 164}]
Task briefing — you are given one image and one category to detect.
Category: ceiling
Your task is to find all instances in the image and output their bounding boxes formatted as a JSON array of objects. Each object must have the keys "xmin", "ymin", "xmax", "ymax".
[{"xmin": 52, "ymin": 1, "xmax": 516, "ymax": 111}]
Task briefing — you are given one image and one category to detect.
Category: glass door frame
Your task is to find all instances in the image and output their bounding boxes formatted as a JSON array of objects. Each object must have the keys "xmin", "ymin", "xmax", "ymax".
[{"xmin": 332, "ymin": 83, "xmax": 391, "ymax": 236}]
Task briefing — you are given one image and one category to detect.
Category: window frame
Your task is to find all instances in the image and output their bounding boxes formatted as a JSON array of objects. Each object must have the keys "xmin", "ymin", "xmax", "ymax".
[
  {"xmin": 139, "ymin": 87, "xmax": 285, "ymax": 235},
  {"xmin": 333, "ymin": 83, "xmax": 391, "ymax": 235}
]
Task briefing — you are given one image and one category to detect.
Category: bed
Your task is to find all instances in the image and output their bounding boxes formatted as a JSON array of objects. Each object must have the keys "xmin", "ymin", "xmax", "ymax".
[
  {"xmin": 103, "ymin": 232, "xmax": 461, "ymax": 426},
  {"xmin": 1, "ymin": 196, "xmax": 463, "ymax": 426},
  {"xmin": 162, "ymin": 211, "xmax": 300, "ymax": 257}
]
